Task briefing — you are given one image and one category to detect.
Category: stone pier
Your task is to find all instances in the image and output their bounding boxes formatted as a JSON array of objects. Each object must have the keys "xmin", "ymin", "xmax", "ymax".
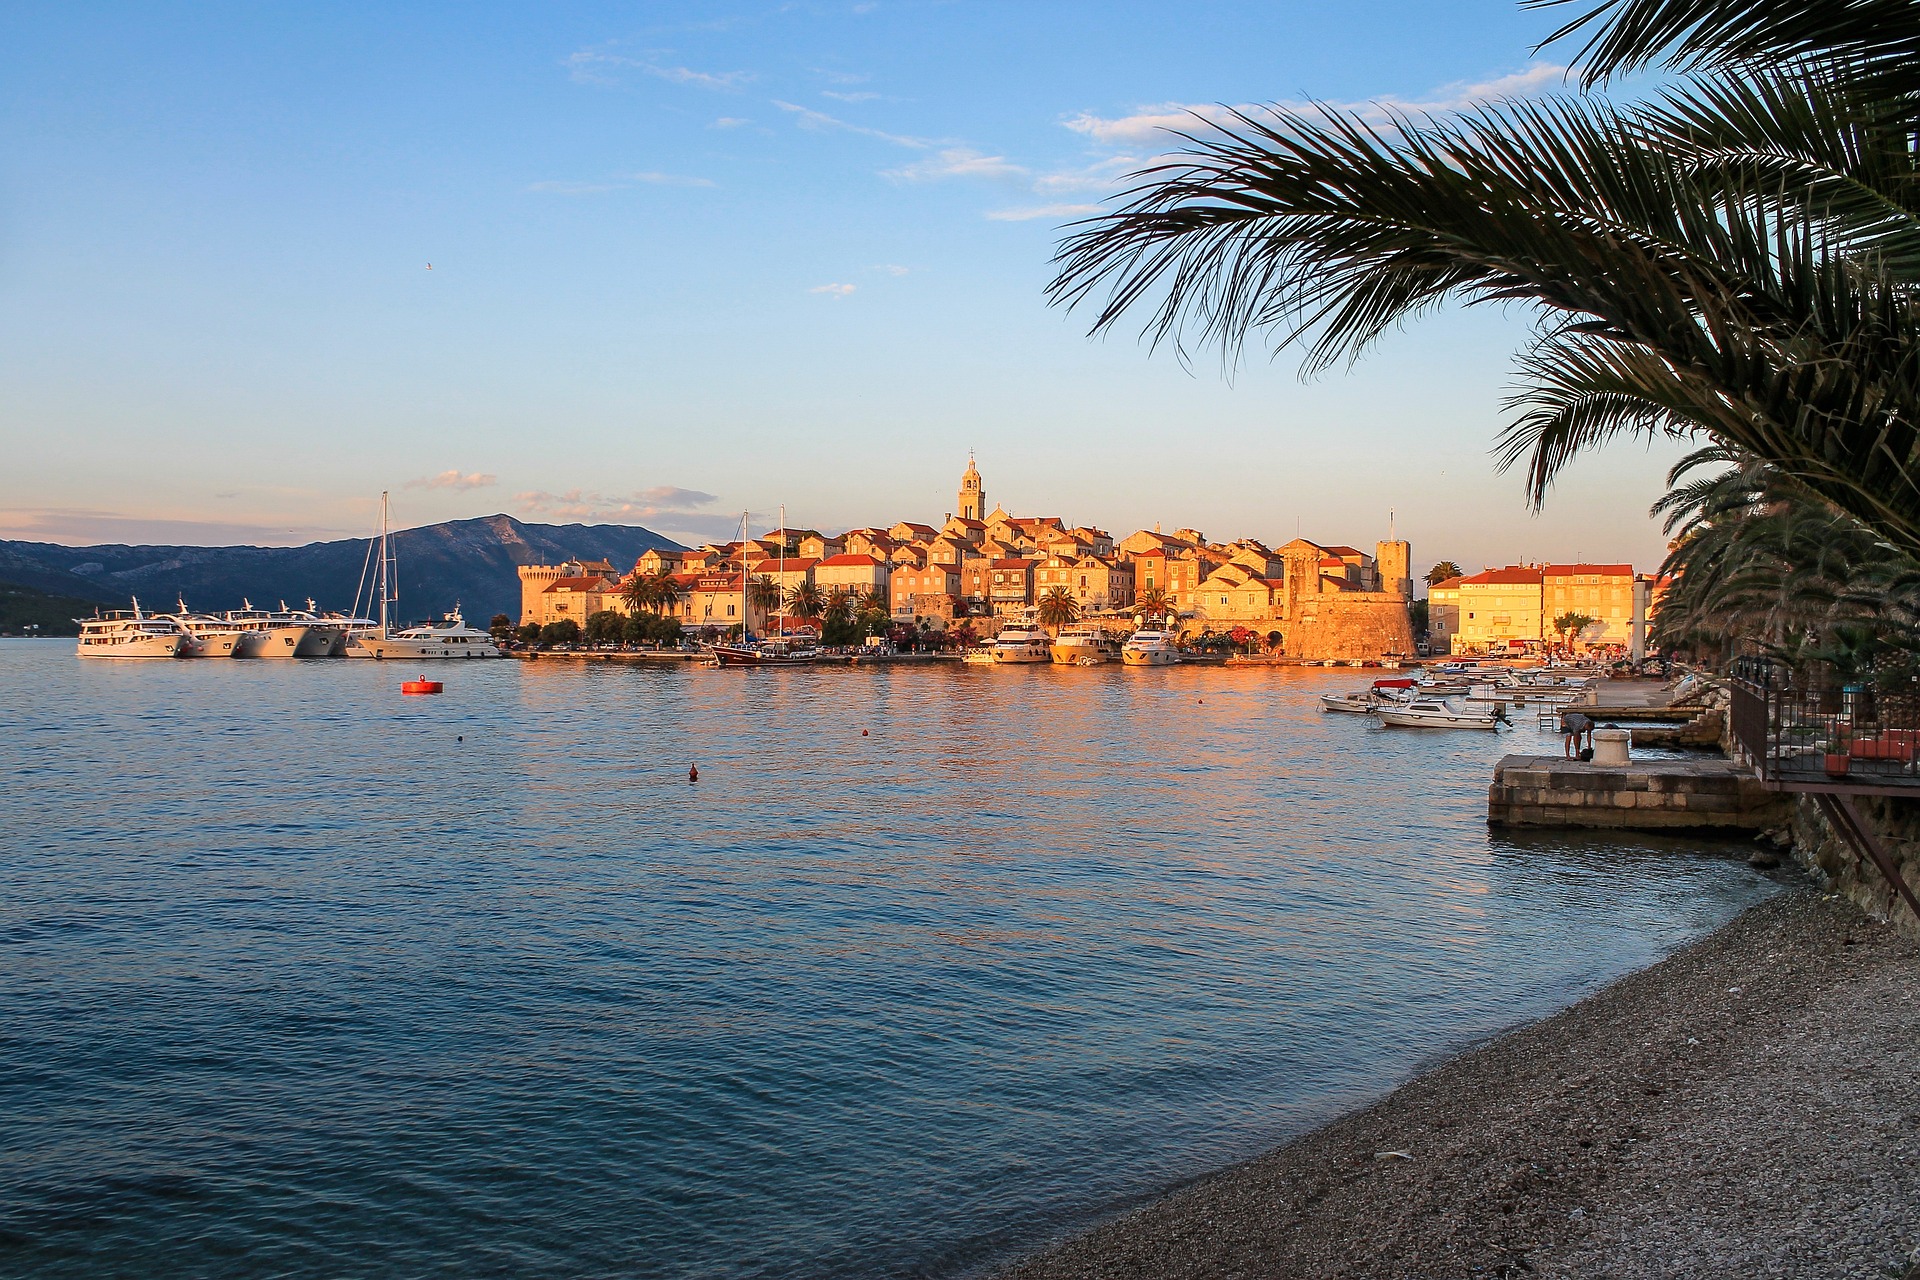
[{"xmin": 1488, "ymin": 755, "xmax": 1790, "ymax": 831}]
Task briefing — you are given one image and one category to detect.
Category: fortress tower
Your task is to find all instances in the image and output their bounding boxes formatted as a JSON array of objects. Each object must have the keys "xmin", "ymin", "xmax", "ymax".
[
  {"xmin": 1376, "ymin": 538, "xmax": 1411, "ymax": 599},
  {"xmin": 957, "ymin": 455, "xmax": 986, "ymax": 522}
]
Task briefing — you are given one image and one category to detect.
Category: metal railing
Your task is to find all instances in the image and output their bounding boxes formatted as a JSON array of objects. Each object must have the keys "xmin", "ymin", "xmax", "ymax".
[{"xmin": 1729, "ymin": 656, "xmax": 1920, "ymax": 795}]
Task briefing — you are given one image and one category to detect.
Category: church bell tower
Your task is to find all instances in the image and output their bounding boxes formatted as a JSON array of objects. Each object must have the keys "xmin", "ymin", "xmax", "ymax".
[{"xmin": 957, "ymin": 455, "xmax": 985, "ymax": 522}]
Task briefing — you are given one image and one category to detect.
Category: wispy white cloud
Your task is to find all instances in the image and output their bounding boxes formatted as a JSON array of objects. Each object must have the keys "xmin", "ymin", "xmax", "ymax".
[
  {"xmin": 407, "ymin": 470, "xmax": 498, "ymax": 492},
  {"xmin": 0, "ymin": 508, "xmax": 353, "ymax": 547},
  {"xmin": 712, "ymin": 116, "xmax": 751, "ymax": 129},
  {"xmin": 514, "ymin": 485, "xmax": 722, "ymax": 529},
  {"xmin": 528, "ymin": 180, "xmax": 626, "ymax": 195},
  {"xmin": 773, "ymin": 100, "xmax": 927, "ymax": 148},
  {"xmin": 873, "ymin": 264, "xmax": 909, "ymax": 277},
  {"xmin": 985, "ymin": 203, "xmax": 1100, "ymax": 223},
  {"xmin": 810, "ymin": 283, "xmax": 857, "ymax": 297},
  {"xmin": 823, "ymin": 90, "xmax": 881, "ymax": 103},
  {"xmin": 565, "ymin": 50, "xmax": 752, "ymax": 90},
  {"xmin": 632, "ymin": 171, "xmax": 717, "ymax": 187},
  {"xmin": 883, "ymin": 147, "xmax": 1027, "ymax": 183},
  {"xmin": 1062, "ymin": 62, "xmax": 1568, "ymax": 148}
]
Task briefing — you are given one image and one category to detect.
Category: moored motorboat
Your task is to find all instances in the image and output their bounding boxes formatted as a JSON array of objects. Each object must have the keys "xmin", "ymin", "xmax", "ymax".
[
  {"xmin": 223, "ymin": 601, "xmax": 341, "ymax": 658},
  {"xmin": 1120, "ymin": 626, "xmax": 1181, "ymax": 666},
  {"xmin": 357, "ymin": 608, "xmax": 506, "ymax": 660},
  {"xmin": 989, "ymin": 620, "xmax": 1051, "ymax": 664},
  {"xmin": 1377, "ymin": 695, "xmax": 1507, "ymax": 730},
  {"xmin": 1050, "ymin": 624, "xmax": 1122, "ymax": 665}
]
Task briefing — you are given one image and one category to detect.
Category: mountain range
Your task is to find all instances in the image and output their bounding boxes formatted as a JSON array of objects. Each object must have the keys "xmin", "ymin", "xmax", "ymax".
[{"xmin": 0, "ymin": 515, "xmax": 685, "ymax": 627}]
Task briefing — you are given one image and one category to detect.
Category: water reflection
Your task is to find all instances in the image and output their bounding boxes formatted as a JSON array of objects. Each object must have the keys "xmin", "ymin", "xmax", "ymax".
[{"xmin": 0, "ymin": 644, "xmax": 1773, "ymax": 1278}]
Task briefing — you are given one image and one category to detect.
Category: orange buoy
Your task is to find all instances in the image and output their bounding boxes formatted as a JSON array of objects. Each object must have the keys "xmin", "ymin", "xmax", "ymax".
[{"xmin": 402, "ymin": 677, "xmax": 443, "ymax": 695}]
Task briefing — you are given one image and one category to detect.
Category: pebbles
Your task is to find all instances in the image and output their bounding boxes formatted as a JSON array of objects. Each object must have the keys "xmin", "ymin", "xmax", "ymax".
[{"xmin": 994, "ymin": 890, "xmax": 1920, "ymax": 1280}]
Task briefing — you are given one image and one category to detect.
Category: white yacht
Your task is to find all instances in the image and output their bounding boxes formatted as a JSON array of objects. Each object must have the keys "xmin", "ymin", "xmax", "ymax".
[
  {"xmin": 1121, "ymin": 626, "xmax": 1181, "ymax": 666},
  {"xmin": 989, "ymin": 619, "xmax": 1052, "ymax": 664},
  {"xmin": 355, "ymin": 608, "xmax": 504, "ymax": 660},
  {"xmin": 74, "ymin": 600, "xmax": 189, "ymax": 659},
  {"xmin": 1377, "ymin": 695, "xmax": 1505, "ymax": 730},
  {"xmin": 1050, "ymin": 624, "xmax": 1122, "ymax": 665},
  {"xmin": 223, "ymin": 601, "xmax": 341, "ymax": 658},
  {"xmin": 173, "ymin": 608, "xmax": 268, "ymax": 658}
]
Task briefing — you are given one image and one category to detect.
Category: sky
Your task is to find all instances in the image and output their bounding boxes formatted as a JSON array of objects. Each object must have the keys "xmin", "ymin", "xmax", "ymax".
[{"xmin": 0, "ymin": 1, "xmax": 1687, "ymax": 576}]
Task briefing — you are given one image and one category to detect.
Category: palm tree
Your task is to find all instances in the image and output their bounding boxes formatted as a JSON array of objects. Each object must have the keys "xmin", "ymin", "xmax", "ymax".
[
  {"xmin": 1426, "ymin": 562, "xmax": 1463, "ymax": 587},
  {"xmin": 823, "ymin": 587, "xmax": 854, "ymax": 628},
  {"xmin": 622, "ymin": 572, "xmax": 657, "ymax": 617},
  {"xmin": 1049, "ymin": 2, "xmax": 1920, "ymax": 559},
  {"xmin": 1136, "ymin": 585, "xmax": 1171, "ymax": 617},
  {"xmin": 1037, "ymin": 586, "xmax": 1080, "ymax": 631},
  {"xmin": 650, "ymin": 571, "xmax": 682, "ymax": 618},
  {"xmin": 748, "ymin": 574, "xmax": 782, "ymax": 617},
  {"xmin": 1552, "ymin": 610, "xmax": 1598, "ymax": 649},
  {"xmin": 859, "ymin": 586, "xmax": 890, "ymax": 617},
  {"xmin": 786, "ymin": 580, "xmax": 824, "ymax": 625}
]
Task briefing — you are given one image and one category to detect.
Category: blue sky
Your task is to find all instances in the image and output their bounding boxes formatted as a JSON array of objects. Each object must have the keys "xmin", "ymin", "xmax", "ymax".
[{"xmin": 0, "ymin": 1, "xmax": 1684, "ymax": 574}]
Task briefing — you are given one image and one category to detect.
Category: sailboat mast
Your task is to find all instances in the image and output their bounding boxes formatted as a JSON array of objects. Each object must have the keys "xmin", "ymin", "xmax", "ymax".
[
  {"xmin": 778, "ymin": 504, "xmax": 785, "ymax": 637},
  {"xmin": 379, "ymin": 491, "xmax": 390, "ymax": 635}
]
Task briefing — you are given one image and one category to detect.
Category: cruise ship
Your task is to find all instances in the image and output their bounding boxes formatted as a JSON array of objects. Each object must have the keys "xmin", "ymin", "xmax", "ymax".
[
  {"xmin": 1050, "ymin": 624, "xmax": 1122, "ymax": 665},
  {"xmin": 223, "ymin": 601, "xmax": 343, "ymax": 658},
  {"xmin": 165, "ymin": 603, "xmax": 268, "ymax": 658},
  {"xmin": 74, "ymin": 601, "xmax": 189, "ymax": 659}
]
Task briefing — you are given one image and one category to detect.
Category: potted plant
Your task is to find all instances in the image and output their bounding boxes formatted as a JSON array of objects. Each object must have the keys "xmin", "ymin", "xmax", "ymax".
[{"xmin": 1825, "ymin": 722, "xmax": 1853, "ymax": 779}]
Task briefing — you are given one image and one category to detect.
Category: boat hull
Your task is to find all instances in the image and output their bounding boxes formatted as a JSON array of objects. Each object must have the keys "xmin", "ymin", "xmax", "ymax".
[
  {"xmin": 706, "ymin": 644, "xmax": 816, "ymax": 667},
  {"xmin": 1050, "ymin": 642, "xmax": 1119, "ymax": 664},
  {"xmin": 1377, "ymin": 709, "xmax": 1501, "ymax": 729},
  {"xmin": 75, "ymin": 635, "xmax": 186, "ymax": 659},
  {"xmin": 1121, "ymin": 648, "xmax": 1179, "ymax": 666},
  {"xmin": 360, "ymin": 636, "xmax": 504, "ymax": 660},
  {"xmin": 182, "ymin": 633, "xmax": 240, "ymax": 658}
]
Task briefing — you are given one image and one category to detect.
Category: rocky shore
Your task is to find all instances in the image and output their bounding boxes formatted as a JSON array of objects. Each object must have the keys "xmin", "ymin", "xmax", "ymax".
[{"xmin": 996, "ymin": 889, "xmax": 1920, "ymax": 1279}]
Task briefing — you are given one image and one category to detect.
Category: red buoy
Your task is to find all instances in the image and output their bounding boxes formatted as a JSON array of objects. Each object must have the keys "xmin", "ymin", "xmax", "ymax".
[{"xmin": 402, "ymin": 677, "xmax": 443, "ymax": 695}]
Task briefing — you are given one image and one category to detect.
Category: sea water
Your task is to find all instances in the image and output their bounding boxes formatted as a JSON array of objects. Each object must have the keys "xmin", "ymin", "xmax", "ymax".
[{"xmin": 0, "ymin": 643, "xmax": 1775, "ymax": 1277}]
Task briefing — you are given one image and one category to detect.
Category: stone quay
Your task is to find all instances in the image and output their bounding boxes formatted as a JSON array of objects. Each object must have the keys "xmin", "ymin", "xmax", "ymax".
[{"xmin": 1488, "ymin": 755, "xmax": 1791, "ymax": 831}]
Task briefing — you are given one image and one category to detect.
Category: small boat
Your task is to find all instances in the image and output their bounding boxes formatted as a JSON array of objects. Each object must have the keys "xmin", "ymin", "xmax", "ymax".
[
  {"xmin": 1378, "ymin": 695, "xmax": 1507, "ymax": 730},
  {"xmin": 960, "ymin": 648, "xmax": 998, "ymax": 666},
  {"xmin": 1050, "ymin": 624, "xmax": 1122, "ymax": 665},
  {"xmin": 707, "ymin": 636, "xmax": 818, "ymax": 666},
  {"xmin": 989, "ymin": 620, "xmax": 1051, "ymax": 664},
  {"xmin": 1320, "ymin": 692, "xmax": 1377, "ymax": 713},
  {"xmin": 1121, "ymin": 626, "xmax": 1181, "ymax": 666},
  {"xmin": 74, "ymin": 599, "xmax": 189, "ymax": 659}
]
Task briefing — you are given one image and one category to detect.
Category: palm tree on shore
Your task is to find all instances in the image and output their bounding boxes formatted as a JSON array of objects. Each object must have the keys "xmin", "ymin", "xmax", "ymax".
[
  {"xmin": 748, "ymin": 574, "xmax": 782, "ymax": 619},
  {"xmin": 823, "ymin": 587, "xmax": 854, "ymax": 629},
  {"xmin": 1037, "ymin": 586, "xmax": 1080, "ymax": 631},
  {"xmin": 786, "ymin": 581, "xmax": 823, "ymax": 627},
  {"xmin": 622, "ymin": 573, "xmax": 656, "ymax": 617},
  {"xmin": 1048, "ymin": 0, "xmax": 1920, "ymax": 558},
  {"xmin": 1136, "ymin": 586, "xmax": 1171, "ymax": 618},
  {"xmin": 859, "ymin": 587, "xmax": 890, "ymax": 618},
  {"xmin": 1427, "ymin": 562, "xmax": 1463, "ymax": 587}
]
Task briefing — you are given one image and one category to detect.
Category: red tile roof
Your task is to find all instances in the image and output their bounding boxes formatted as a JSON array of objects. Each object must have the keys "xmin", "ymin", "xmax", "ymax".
[
  {"xmin": 1543, "ymin": 563, "xmax": 1635, "ymax": 576},
  {"xmin": 1461, "ymin": 567, "xmax": 1545, "ymax": 585},
  {"xmin": 542, "ymin": 576, "xmax": 618, "ymax": 593},
  {"xmin": 817, "ymin": 553, "xmax": 885, "ymax": 567},
  {"xmin": 991, "ymin": 557, "xmax": 1034, "ymax": 569}
]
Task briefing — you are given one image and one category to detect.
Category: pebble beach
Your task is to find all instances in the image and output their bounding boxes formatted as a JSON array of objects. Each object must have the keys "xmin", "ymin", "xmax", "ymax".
[{"xmin": 997, "ymin": 888, "xmax": 1920, "ymax": 1279}]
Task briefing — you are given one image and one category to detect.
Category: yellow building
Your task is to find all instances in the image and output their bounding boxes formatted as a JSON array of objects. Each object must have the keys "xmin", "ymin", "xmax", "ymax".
[
  {"xmin": 1451, "ymin": 567, "xmax": 1545, "ymax": 654},
  {"xmin": 1543, "ymin": 563, "xmax": 1636, "ymax": 647}
]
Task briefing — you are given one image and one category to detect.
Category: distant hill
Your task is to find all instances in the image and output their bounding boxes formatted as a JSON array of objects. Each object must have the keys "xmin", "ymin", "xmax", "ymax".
[
  {"xmin": 0, "ymin": 515, "xmax": 686, "ymax": 626},
  {"xmin": 0, "ymin": 582, "xmax": 103, "ymax": 636}
]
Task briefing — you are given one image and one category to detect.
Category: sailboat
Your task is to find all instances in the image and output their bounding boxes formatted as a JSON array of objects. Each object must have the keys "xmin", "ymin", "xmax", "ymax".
[
  {"xmin": 705, "ymin": 509, "xmax": 817, "ymax": 667},
  {"xmin": 347, "ymin": 492, "xmax": 504, "ymax": 660}
]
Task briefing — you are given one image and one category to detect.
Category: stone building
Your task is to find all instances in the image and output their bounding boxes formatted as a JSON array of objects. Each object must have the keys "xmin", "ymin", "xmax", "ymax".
[{"xmin": 516, "ymin": 559, "xmax": 621, "ymax": 627}]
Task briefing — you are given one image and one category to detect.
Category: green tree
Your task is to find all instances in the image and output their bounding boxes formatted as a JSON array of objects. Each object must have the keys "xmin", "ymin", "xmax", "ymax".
[
  {"xmin": 786, "ymin": 580, "xmax": 824, "ymax": 625},
  {"xmin": 1426, "ymin": 562, "xmax": 1463, "ymax": 587},
  {"xmin": 1409, "ymin": 598, "xmax": 1430, "ymax": 636},
  {"xmin": 859, "ymin": 587, "xmax": 890, "ymax": 617},
  {"xmin": 515, "ymin": 622, "xmax": 541, "ymax": 645},
  {"xmin": 1552, "ymin": 611, "xmax": 1598, "ymax": 648},
  {"xmin": 1136, "ymin": 585, "xmax": 1171, "ymax": 618},
  {"xmin": 1036, "ymin": 586, "xmax": 1080, "ymax": 631},
  {"xmin": 748, "ymin": 574, "xmax": 782, "ymax": 616},
  {"xmin": 540, "ymin": 618, "xmax": 581, "ymax": 647},
  {"xmin": 488, "ymin": 613, "xmax": 513, "ymax": 641},
  {"xmin": 1049, "ymin": 2, "xmax": 1920, "ymax": 560},
  {"xmin": 585, "ymin": 610, "xmax": 626, "ymax": 645},
  {"xmin": 821, "ymin": 588, "xmax": 857, "ymax": 646}
]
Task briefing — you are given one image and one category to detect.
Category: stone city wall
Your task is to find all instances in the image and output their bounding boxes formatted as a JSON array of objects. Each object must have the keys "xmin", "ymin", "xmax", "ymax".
[
  {"xmin": 1789, "ymin": 794, "xmax": 1920, "ymax": 938},
  {"xmin": 1283, "ymin": 594, "xmax": 1415, "ymax": 662}
]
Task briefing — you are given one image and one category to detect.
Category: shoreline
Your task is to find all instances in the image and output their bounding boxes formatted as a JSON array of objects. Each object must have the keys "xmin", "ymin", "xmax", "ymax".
[{"xmin": 993, "ymin": 887, "xmax": 1920, "ymax": 1279}]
